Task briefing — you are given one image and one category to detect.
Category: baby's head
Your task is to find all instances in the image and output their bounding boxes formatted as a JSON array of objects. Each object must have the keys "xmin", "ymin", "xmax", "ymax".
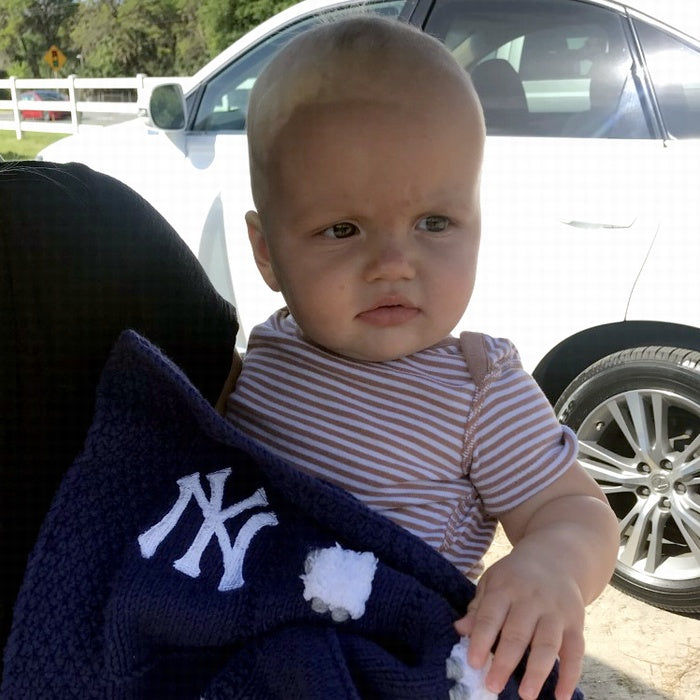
[{"xmin": 245, "ymin": 15, "xmax": 485, "ymax": 362}]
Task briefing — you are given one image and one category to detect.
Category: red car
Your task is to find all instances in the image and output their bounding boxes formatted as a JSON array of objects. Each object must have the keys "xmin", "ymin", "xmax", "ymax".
[{"xmin": 19, "ymin": 90, "xmax": 69, "ymax": 121}]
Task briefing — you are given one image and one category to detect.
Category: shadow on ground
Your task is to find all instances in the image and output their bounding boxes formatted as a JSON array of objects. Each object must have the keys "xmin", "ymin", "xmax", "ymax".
[{"xmin": 581, "ymin": 655, "xmax": 673, "ymax": 699}]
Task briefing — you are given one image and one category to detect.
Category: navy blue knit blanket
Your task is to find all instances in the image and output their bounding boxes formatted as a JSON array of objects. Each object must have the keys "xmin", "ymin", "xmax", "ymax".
[{"xmin": 2, "ymin": 330, "xmax": 581, "ymax": 699}]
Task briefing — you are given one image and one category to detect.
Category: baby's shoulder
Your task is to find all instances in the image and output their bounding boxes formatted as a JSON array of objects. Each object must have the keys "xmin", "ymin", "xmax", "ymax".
[{"xmin": 458, "ymin": 332, "xmax": 522, "ymax": 387}]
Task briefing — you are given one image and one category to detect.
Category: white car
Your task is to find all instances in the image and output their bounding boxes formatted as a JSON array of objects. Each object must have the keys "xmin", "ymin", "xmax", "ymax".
[{"xmin": 40, "ymin": 0, "xmax": 700, "ymax": 613}]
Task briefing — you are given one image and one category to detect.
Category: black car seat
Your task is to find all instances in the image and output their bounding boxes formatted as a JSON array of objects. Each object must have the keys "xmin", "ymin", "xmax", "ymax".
[
  {"xmin": 0, "ymin": 160, "xmax": 238, "ymax": 655},
  {"xmin": 469, "ymin": 58, "xmax": 530, "ymax": 135}
]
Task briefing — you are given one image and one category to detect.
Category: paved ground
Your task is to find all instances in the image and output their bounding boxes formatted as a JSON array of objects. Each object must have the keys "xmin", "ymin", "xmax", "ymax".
[{"xmin": 483, "ymin": 527, "xmax": 700, "ymax": 699}]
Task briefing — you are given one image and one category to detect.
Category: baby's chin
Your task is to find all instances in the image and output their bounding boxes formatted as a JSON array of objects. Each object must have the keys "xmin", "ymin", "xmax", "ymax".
[{"xmin": 297, "ymin": 313, "xmax": 453, "ymax": 362}]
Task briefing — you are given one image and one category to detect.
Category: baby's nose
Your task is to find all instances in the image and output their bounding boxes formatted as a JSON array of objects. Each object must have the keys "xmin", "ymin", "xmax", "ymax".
[{"xmin": 363, "ymin": 239, "xmax": 416, "ymax": 282}]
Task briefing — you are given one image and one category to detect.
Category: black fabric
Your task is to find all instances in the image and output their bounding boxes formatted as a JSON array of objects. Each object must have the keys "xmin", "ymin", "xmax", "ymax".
[
  {"xmin": 1, "ymin": 330, "xmax": 468, "ymax": 698},
  {"xmin": 2, "ymin": 330, "xmax": 579, "ymax": 699},
  {"xmin": 0, "ymin": 160, "xmax": 237, "ymax": 653}
]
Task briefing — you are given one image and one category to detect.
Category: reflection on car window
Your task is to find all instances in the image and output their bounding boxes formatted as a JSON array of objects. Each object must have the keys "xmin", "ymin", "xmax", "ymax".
[
  {"xmin": 192, "ymin": 29, "xmax": 299, "ymax": 133},
  {"xmin": 191, "ymin": 0, "xmax": 407, "ymax": 133},
  {"xmin": 424, "ymin": 0, "xmax": 650, "ymax": 138},
  {"xmin": 634, "ymin": 20, "xmax": 700, "ymax": 139}
]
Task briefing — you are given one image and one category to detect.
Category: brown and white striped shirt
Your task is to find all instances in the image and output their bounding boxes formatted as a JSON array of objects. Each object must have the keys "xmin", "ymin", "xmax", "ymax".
[{"xmin": 226, "ymin": 311, "xmax": 577, "ymax": 577}]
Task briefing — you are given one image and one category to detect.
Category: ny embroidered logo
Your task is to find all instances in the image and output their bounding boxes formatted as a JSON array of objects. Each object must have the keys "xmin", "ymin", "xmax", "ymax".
[{"xmin": 138, "ymin": 468, "xmax": 278, "ymax": 591}]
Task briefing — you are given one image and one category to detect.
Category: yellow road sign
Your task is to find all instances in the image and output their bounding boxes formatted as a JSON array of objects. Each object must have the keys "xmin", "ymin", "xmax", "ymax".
[{"xmin": 44, "ymin": 45, "xmax": 67, "ymax": 70}]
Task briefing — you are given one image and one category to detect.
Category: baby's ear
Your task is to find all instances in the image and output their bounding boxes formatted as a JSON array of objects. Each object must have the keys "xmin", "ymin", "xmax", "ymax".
[{"xmin": 245, "ymin": 211, "xmax": 281, "ymax": 292}]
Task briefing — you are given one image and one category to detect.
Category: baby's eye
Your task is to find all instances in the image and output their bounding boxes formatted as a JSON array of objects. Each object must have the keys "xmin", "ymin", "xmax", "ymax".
[
  {"xmin": 417, "ymin": 215, "xmax": 450, "ymax": 233},
  {"xmin": 321, "ymin": 222, "xmax": 358, "ymax": 239}
]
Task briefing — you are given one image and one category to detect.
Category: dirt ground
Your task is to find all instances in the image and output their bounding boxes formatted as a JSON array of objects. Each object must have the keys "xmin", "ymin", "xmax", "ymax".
[{"xmin": 483, "ymin": 527, "xmax": 700, "ymax": 699}]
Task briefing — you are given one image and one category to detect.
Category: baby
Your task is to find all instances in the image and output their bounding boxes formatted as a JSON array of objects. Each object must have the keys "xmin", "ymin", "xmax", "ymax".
[{"xmin": 226, "ymin": 15, "xmax": 618, "ymax": 700}]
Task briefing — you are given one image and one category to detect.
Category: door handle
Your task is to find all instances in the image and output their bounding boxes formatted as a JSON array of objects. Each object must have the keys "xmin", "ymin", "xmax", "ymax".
[{"xmin": 561, "ymin": 217, "xmax": 636, "ymax": 230}]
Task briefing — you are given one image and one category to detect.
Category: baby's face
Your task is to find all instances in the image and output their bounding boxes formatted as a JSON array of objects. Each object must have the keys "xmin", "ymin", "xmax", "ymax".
[{"xmin": 250, "ymin": 84, "xmax": 483, "ymax": 362}]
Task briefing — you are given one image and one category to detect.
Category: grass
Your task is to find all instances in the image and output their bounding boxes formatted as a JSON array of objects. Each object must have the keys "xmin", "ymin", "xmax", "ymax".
[{"xmin": 0, "ymin": 131, "xmax": 67, "ymax": 160}]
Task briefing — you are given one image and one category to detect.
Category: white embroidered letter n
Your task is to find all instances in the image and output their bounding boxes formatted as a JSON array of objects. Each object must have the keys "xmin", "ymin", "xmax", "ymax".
[{"xmin": 138, "ymin": 468, "xmax": 278, "ymax": 591}]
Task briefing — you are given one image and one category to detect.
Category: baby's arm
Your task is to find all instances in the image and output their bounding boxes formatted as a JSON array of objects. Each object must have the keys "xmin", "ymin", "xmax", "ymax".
[{"xmin": 454, "ymin": 462, "xmax": 618, "ymax": 700}]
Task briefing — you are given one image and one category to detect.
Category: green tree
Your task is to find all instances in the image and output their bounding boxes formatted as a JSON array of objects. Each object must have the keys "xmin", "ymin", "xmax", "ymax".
[
  {"xmin": 0, "ymin": 0, "xmax": 76, "ymax": 77},
  {"xmin": 172, "ymin": 0, "xmax": 209, "ymax": 74},
  {"xmin": 71, "ymin": 0, "xmax": 179, "ymax": 77},
  {"xmin": 196, "ymin": 0, "xmax": 295, "ymax": 56},
  {"xmin": 69, "ymin": 0, "xmax": 119, "ymax": 76},
  {"xmin": 116, "ymin": 0, "xmax": 180, "ymax": 75},
  {"xmin": 0, "ymin": 0, "xmax": 298, "ymax": 79}
]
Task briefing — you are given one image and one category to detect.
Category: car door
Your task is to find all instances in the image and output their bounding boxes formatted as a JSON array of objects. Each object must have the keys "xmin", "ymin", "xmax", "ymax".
[
  {"xmin": 179, "ymin": 0, "xmax": 409, "ymax": 346},
  {"xmin": 623, "ymin": 16, "xmax": 700, "ymax": 329},
  {"xmin": 421, "ymin": 0, "xmax": 665, "ymax": 371}
]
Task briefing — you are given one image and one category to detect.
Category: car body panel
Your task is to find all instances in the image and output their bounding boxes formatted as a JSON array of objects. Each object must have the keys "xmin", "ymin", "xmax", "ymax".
[
  {"xmin": 624, "ymin": 138, "xmax": 700, "ymax": 325},
  {"xmin": 471, "ymin": 135, "xmax": 664, "ymax": 369}
]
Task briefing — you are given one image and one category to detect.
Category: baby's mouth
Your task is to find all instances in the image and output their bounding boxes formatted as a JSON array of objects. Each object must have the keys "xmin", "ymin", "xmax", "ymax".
[{"xmin": 356, "ymin": 301, "xmax": 420, "ymax": 327}]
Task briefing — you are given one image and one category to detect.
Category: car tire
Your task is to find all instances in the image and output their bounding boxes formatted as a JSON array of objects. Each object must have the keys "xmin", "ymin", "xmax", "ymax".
[{"xmin": 554, "ymin": 346, "xmax": 700, "ymax": 613}]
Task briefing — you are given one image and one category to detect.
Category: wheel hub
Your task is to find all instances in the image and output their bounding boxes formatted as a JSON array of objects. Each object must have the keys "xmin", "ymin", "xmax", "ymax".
[{"xmin": 649, "ymin": 473, "xmax": 671, "ymax": 494}]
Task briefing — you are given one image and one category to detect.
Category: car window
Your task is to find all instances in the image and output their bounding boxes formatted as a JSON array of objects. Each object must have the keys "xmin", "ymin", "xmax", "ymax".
[
  {"xmin": 633, "ymin": 20, "xmax": 700, "ymax": 139},
  {"xmin": 38, "ymin": 91, "xmax": 62, "ymax": 101},
  {"xmin": 423, "ymin": 0, "xmax": 650, "ymax": 138},
  {"xmin": 191, "ymin": 0, "xmax": 407, "ymax": 133}
]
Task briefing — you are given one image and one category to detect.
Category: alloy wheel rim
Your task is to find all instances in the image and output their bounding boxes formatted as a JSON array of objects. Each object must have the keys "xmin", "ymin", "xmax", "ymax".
[{"xmin": 575, "ymin": 388, "xmax": 700, "ymax": 583}]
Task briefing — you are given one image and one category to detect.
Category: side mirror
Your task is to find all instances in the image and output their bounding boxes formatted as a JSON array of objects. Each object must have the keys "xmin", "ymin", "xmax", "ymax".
[{"xmin": 149, "ymin": 84, "xmax": 186, "ymax": 130}]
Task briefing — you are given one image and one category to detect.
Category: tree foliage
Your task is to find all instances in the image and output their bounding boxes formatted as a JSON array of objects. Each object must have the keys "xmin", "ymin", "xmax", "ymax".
[
  {"xmin": 71, "ymin": 0, "xmax": 180, "ymax": 77},
  {"xmin": 0, "ymin": 0, "xmax": 296, "ymax": 78},
  {"xmin": 0, "ymin": 0, "xmax": 75, "ymax": 76}
]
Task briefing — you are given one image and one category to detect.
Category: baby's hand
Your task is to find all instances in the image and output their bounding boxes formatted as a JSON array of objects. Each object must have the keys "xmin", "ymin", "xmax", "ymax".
[{"xmin": 454, "ymin": 546, "xmax": 585, "ymax": 700}]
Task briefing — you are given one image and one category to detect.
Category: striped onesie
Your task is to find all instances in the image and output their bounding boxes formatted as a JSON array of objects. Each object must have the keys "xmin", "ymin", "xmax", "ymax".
[{"xmin": 226, "ymin": 311, "xmax": 578, "ymax": 577}]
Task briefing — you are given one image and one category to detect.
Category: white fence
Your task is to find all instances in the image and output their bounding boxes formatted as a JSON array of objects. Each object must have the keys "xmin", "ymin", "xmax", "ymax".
[{"xmin": 0, "ymin": 75, "xmax": 189, "ymax": 139}]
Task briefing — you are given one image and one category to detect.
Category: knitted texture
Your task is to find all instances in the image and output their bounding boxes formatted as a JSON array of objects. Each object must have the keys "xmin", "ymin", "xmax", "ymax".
[{"xmin": 1, "ymin": 331, "xmax": 582, "ymax": 699}]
